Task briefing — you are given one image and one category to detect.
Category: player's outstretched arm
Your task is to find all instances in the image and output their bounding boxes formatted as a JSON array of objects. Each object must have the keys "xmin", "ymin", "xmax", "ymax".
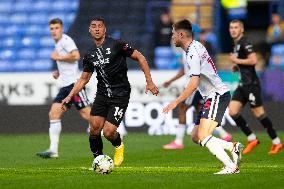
[
  {"xmin": 130, "ymin": 50, "xmax": 159, "ymax": 95},
  {"xmin": 163, "ymin": 76, "xmax": 199, "ymax": 113},
  {"xmin": 61, "ymin": 72, "xmax": 92, "ymax": 110},
  {"xmin": 163, "ymin": 67, "xmax": 185, "ymax": 88},
  {"xmin": 51, "ymin": 50, "xmax": 80, "ymax": 63}
]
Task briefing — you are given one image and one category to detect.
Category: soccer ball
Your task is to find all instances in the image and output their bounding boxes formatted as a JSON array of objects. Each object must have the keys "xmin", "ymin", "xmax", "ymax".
[{"xmin": 92, "ymin": 155, "xmax": 114, "ymax": 174}]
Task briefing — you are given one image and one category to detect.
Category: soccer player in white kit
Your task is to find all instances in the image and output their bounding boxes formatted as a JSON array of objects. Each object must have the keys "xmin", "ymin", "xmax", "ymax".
[
  {"xmin": 163, "ymin": 19, "xmax": 243, "ymax": 174},
  {"xmin": 163, "ymin": 52, "xmax": 232, "ymax": 150},
  {"xmin": 36, "ymin": 18, "xmax": 91, "ymax": 158}
]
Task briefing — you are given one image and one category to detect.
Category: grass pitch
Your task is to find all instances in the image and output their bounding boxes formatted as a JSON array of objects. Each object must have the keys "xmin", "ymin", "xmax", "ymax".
[{"xmin": 0, "ymin": 132, "xmax": 283, "ymax": 189}]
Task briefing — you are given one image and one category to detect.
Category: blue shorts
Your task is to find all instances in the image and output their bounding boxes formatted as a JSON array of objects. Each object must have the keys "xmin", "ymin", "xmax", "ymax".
[
  {"xmin": 195, "ymin": 91, "xmax": 231, "ymax": 126},
  {"xmin": 53, "ymin": 83, "xmax": 90, "ymax": 110}
]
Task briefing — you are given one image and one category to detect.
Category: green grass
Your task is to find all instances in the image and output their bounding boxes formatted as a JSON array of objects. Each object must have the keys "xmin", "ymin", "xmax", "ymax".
[{"xmin": 0, "ymin": 132, "xmax": 283, "ymax": 189}]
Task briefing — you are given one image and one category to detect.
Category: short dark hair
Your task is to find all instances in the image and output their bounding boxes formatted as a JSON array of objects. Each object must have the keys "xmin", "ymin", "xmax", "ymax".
[
  {"xmin": 49, "ymin": 18, "xmax": 63, "ymax": 25},
  {"xmin": 173, "ymin": 19, "xmax": 192, "ymax": 34},
  {"xmin": 230, "ymin": 19, "xmax": 244, "ymax": 28},
  {"xmin": 90, "ymin": 17, "xmax": 105, "ymax": 25}
]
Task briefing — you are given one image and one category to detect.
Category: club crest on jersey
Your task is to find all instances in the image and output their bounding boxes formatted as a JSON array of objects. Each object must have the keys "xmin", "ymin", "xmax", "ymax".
[{"xmin": 123, "ymin": 44, "xmax": 130, "ymax": 50}]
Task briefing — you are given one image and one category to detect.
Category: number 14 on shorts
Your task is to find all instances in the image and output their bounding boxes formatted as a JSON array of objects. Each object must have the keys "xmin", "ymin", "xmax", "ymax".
[{"xmin": 114, "ymin": 107, "xmax": 124, "ymax": 121}]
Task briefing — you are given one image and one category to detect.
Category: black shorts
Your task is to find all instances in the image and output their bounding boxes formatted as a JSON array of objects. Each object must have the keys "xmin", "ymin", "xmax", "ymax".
[
  {"xmin": 53, "ymin": 83, "xmax": 90, "ymax": 110},
  {"xmin": 91, "ymin": 94, "xmax": 130, "ymax": 126},
  {"xmin": 231, "ymin": 84, "xmax": 263, "ymax": 108},
  {"xmin": 195, "ymin": 91, "xmax": 231, "ymax": 126}
]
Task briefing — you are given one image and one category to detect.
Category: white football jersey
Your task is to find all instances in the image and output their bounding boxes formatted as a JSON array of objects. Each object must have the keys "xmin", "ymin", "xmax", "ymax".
[
  {"xmin": 185, "ymin": 40, "xmax": 229, "ymax": 99},
  {"xmin": 55, "ymin": 34, "xmax": 80, "ymax": 87}
]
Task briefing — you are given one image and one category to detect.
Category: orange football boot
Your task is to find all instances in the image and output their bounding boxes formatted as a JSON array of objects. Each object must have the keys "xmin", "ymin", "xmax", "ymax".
[
  {"xmin": 243, "ymin": 139, "xmax": 260, "ymax": 154},
  {"xmin": 268, "ymin": 143, "xmax": 283, "ymax": 155}
]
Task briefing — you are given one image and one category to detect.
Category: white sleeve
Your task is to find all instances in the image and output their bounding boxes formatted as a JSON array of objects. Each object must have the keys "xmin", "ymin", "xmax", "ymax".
[
  {"xmin": 63, "ymin": 37, "xmax": 78, "ymax": 53},
  {"xmin": 187, "ymin": 49, "xmax": 201, "ymax": 77}
]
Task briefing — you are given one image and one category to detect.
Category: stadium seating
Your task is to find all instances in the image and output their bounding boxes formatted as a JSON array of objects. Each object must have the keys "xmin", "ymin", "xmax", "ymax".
[
  {"xmin": 0, "ymin": 0, "xmax": 79, "ymax": 72},
  {"xmin": 269, "ymin": 44, "xmax": 284, "ymax": 69},
  {"xmin": 154, "ymin": 47, "xmax": 179, "ymax": 69}
]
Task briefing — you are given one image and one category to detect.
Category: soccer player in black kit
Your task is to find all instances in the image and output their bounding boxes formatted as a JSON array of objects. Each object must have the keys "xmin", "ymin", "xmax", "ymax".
[
  {"xmin": 228, "ymin": 20, "xmax": 282, "ymax": 155},
  {"xmin": 61, "ymin": 18, "xmax": 159, "ymax": 166}
]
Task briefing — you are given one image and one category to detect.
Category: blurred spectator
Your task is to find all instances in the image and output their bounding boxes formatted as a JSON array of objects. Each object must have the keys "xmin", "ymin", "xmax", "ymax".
[
  {"xmin": 269, "ymin": 44, "xmax": 284, "ymax": 70},
  {"xmin": 204, "ymin": 29, "xmax": 218, "ymax": 50},
  {"xmin": 154, "ymin": 11, "xmax": 173, "ymax": 47},
  {"xmin": 263, "ymin": 13, "xmax": 284, "ymax": 67},
  {"xmin": 153, "ymin": 11, "xmax": 175, "ymax": 69},
  {"xmin": 266, "ymin": 13, "xmax": 284, "ymax": 45},
  {"xmin": 199, "ymin": 29, "xmax": 217, "ymax": 63}
]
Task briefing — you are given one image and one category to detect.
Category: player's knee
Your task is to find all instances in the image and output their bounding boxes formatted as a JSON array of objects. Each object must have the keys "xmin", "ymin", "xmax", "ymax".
[
  {"xmin": 191, "ymin": 127, "xmax": 199, "ymax": 144},
  {"xmin": 102, "ymin": 127, "xmax": 116, "ymax": 139},
  {"xmin": 89, "ymin": 125, "xmax": 101, "ymax": 136},
  {"xmin": 49, "ymin": 110, "xmax": 60, "ymax": 120},
  {"xmin": 80, "ymin": 112, "xmax": 90, "ymax": 121},
  {"xmin": 197, "ymin": 132, "xmax": 209, "ymax": 142},
  {"xmin": 191, "ymin": 134, "xmax": 199, "ymax": 144},
  {"xmin": 229, "ymin": 109, "xmax": 239, "ymax": 117}
]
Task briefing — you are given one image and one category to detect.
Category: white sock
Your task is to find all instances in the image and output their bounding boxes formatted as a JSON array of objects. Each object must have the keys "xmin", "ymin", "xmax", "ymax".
[
  {"xmin": 214, "ymin": 127, "xmax": 229, "ymax": 138},
  {"xmin": 214, "ymin": 137, "xmax": 234, "ymax": 151},
  {"xmin": 117, "ymin": 122, "xmax": 127, "ymax": 140},
  {"xmin": 201, "ymin": 135, "xmax": 235, "ymax": 168},
  {"xmin": 175, "ymin": 124, "xmax": 186, "ymax": 145},
  {"xmin": 272, "ymin": 137, "xmax": 281, "ymax": 145},
  {"xmin": 247, "ymin": 133, "xmax": 257, "ymax": 142},
  {"xmin": 49, "ymin": 119, "xmax": 62, "ymax": 154}
]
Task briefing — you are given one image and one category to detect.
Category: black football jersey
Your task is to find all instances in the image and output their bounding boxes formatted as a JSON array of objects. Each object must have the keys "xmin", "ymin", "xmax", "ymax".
[
  {"xmin": 233, "ymin": 36, "xmax": 260, "ymax": 85},
  {"xmin": 83, "ymin": 37, "xmax": 134, "ymax": 97}
]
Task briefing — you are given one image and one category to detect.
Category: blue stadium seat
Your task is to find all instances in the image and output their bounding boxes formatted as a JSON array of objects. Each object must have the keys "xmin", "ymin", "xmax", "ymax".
[
  {"xmin": 65, "ymin": 13, "xmax": 76, "ymax": 23},
  {"xmin": 70, "ymin": 1, "xmax": 79, "ymax": 11},
  {"xmin": 2, "ymin": 37, "xmax": 22, "ymax": 49},
  {"xmin": 0, "ymin": 2, "xmax": 12, "ymax": 13},
  {"xmin": 14, "ymin": 1, "xmax": 33, "ymax": 12},
  {"xmin": 51, "ymin": 1, "xmax": 69, "ymax": 12},
  {"xmin": 29, "ymin": 13, "xmax": 49, "ymax": 25},
  {"xmin": 0, "ymin": 14, "xmax": 10, "ymax": 26},
  {"xmin": 18, "ymin": 48, "xmax": 37, "ymax": 60},
  {"xmin": 269, "ymin": 44, "xmax": 284, "ymax": 69},
  {"xmin": 154, "ymin": 47, "xmax": 178, "ymax": 69},
  {"xmin": 4, "ymin": 25, "xmax": 26, "ymax": 36},
  {"xmin": 0, "ymin": 49, "xmax": 16, "ymax": 61},
  {"xmin": 32, "ymin": 59, "xmax": 53, "ymax": 71},
  {"xmin": 0, "ymin": 61, "xmax": 12, "ymax": 72},
  {"xmin": 10, "ymin": 14, "xmax": 29, "ymax": 24},
  {"xmin": 38, "ymin": 48, "xmax": 53, "ymax": 59},
  {"xmin": 32, "ymin": 1, "xmax": 51, "ymax": 12},
  {"xmin": 13, "ymin": 60, "xmax": 33, "ymax": 72},
  {"xmin": 25, "ymin": 25, "xmax": 42, "ymax": 35},
  {"xmin": 40, "ymin": 36, "xmax": 54, "ymax": 48},
  {"xmin": 0, "ymin": 0, "xmax": 79, "ymax": 72},
  {"xmin": 22, "ymin": 37, "xmax": 40, "ymax": 48},
  {"xmin": 25, "ymin": 25, "xmax": 50, "ymax": 36},
  {"xmin": 271, "ymin": 44, "xmax": 284, "ymax": 55}
]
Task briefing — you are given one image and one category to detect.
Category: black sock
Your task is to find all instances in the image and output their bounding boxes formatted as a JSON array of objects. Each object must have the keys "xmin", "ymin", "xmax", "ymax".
[
  {"xmin": 89, "ymin": 134, "xmax": 103, "ymax": 158},
  {"xmin": 108, "ymin": 132, "xmax": 122, "ymax": 147},
  {"xmin": 258, "ymin": 114, "xmax": 277, "ymax": 139},
  {"xmin": 232, "ymin": 114, "xmax": 253, "ymax": 136}
]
